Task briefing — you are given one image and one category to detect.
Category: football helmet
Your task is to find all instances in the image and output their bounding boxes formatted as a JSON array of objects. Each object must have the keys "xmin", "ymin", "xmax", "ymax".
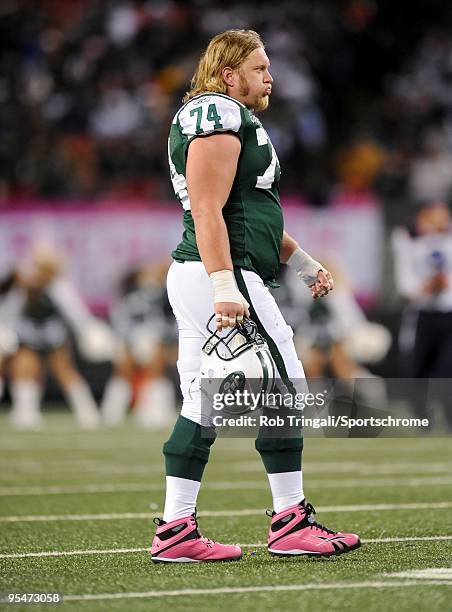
[{"xmin": 200, "ymin": 315, "xmax": 276, "ymax": 416}]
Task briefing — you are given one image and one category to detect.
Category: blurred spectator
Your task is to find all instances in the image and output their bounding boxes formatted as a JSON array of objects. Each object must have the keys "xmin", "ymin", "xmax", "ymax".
[
  {"xmin": 335, "ymin": 135, "xmax": 386, "ymax": 194},
  {"xmin": 1, "ymin": 0, "xmax": 450, "ymax": 205},
  {"xmin": 392, "ymin": 200, "xmax": 452, "ymax": 428},
  {"xmin": 0, "ymin": 280, "xmax": 19, "ymax": 404},
  {"xmin": 409, "ymin": 131, "xmax": 452, "ymax": 203},
  {"xmin": 0, "ymin": 241, "xmax": 115, "ymax": 429},
  {"xmin": 101, "ymin": 262, "xmax": 176, "ymax": 428},
  {"xmin": 276, "ymin": 262, "xmax": 391, "ymax": 412},
  {"xmin": 278, "ymin": 262, "xmax": 391, "ymax": 378}
]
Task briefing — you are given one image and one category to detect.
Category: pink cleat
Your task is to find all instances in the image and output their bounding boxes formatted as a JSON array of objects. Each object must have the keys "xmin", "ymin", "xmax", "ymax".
[
  {"xmin": 151, "ymin": 513, "xmax": 243, "ymax": 563},
  {"xmin": 267, "ymin": 500, "xmax": 361, "ymax": 558}
]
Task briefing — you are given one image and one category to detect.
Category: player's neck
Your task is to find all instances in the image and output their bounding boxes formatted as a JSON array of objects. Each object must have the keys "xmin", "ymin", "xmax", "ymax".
[{"xmin": 224, "ymin": 89, "xmax": 254, "ymax": 110}]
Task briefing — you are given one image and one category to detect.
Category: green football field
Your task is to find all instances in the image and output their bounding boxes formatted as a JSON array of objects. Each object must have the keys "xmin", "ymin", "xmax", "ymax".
[{"xmin": 0, "ymin": 412, "xmax": 451, "ymax": 612}]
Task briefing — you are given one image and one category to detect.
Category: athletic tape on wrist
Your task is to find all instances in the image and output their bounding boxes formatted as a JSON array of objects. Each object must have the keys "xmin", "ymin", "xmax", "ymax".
[
  {"xmin": 210, "ymin": 270, "xmax": 248, "ymax": 306},
  {"xmin": 287, "ymin": 247, "xmax": 322, "ymax": 286}
]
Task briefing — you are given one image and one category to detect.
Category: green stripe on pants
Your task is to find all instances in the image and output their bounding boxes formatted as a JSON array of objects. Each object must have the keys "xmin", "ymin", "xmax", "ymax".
[{"xmin": 234, "ymin": 268, "xmax": 303, "ymax": 472}]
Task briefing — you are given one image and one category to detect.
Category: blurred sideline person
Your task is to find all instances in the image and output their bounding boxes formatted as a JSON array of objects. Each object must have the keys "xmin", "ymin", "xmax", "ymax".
[
  {"xmin": 0, "ymin": 296, "xmax": 19, "ymax": 404},
  {"xmin": 392, "ymin": 199, "xmax": 452, "ymax": 428},
  {"xmin": 280, "ymin": 262, "xmax": 391, "ymax": 378},
  {"xmin": 1, "ymin": 242, "xmax": 114, "ymax": 429},
  {"xmin": 101, "ymin": 263, "xmax": 176, "ymax": 428},
  {"xmin": 151, "ymin": 30, "xmax": 360, "ymax": 564},
  {"xmin": 277, "ymin": 262, "xmax": 391, "ymax": 414}
]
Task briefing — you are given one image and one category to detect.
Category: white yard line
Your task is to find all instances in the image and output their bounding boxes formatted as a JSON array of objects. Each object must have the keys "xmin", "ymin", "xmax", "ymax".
[
  {"xmin": 0, "ymin": 460, "xmax": 163, "ymax": 475},
  {"xmin": 231, "ymin": 461, "xmax": 452, "ymax": 475},
  {"xmin": 1, "ymin": 459, "xmax": 451, "ymax": 477},
  {"xmin": 1, "ymin": 501, "xmax": 452, "ymax": 523},
  {"xmin": 1, "ymin": 535, "xmax": 452, "ymax": 560},
  {"xmin": 1, "ymin": 475, "xmax": 452, "ymax": 496},
  {"xmin": 22, "ymin": 580, "xmax": 452, "ymax": 602},
  {"xmin": 0, "ymin": 482, "xmax": 261, "ymax": 496},
  {"xmin": 388, "ymin": 568, "xmax": 452, "ymax": 580},
  {"xmin": 0, "ymin": 483, "xmax": 155, "ymax": 496},
  {"xmin": 0, "ymin": 440, "xmax": 448, "ymax": 454},
  {"xmin": 363, "ymin": 535, "xmax": 452, "ymax": 544},
  {"xmin": 0, "ymin": 439, "xmax": 253, "ymax": 452},
  {"xmin": 0, "ymin": 547, "xmax": 148, "ymax": 559}
]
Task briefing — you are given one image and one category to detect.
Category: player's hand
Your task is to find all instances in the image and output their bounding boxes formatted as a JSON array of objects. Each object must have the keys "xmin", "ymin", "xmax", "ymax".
[
  {"xmin": 309, "ymin": 269, "xmax": 334, "ymax": 300},
  {"xmin": 214, "ymin": 301, "xmax": 250, "ymax": 330},
  {"xmin": 210, "ymin": 270, "xmax": 250, "ymax": 329},
  {"xmin": 423, "ymin": 273, "xmax": 448, "ymax": 295}
]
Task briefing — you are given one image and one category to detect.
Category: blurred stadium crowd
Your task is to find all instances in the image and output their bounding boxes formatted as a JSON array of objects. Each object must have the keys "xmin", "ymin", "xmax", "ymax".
[
  {"xmin": 1, "ymin": 0, "xmax": 452, "ymax": 211},
  {"xmin": 1, "ymin": 0, "xmax": 452, "ymax": 430}
]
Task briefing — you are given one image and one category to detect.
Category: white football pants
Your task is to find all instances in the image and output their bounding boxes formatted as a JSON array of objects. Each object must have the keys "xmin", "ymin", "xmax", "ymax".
[{"xmin": 167, "ymin": 261, "xmax": 305, "ymax": 425}]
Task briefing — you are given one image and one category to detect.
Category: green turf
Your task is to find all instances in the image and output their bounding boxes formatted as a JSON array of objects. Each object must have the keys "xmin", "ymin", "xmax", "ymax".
[{"xmin": 0, "ymin": 413, "xmax": 451, "ymax": 612}]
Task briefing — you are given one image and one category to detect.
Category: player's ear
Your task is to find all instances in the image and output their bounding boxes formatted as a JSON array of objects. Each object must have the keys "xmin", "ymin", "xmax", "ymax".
[{"xmin": 221, "ymin": 66, "xmax": 235, "ymax": 87}]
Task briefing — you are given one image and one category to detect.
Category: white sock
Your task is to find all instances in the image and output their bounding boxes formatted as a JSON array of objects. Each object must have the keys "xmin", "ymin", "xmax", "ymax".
[
  {"xmin": 162, "ymin": 476, "xmax": 201, "ymax": 523},
  {"xmin": 10, "ymin": 379, "xmax": 42, "ymax": 429},
  {"xmin": 65, "ymin": 380, "xmax": 100, "ymax": 429},
  {"xmin": 100, "ymin": 377, "xmax": 132, "ymax": 426},
  {"xmin": 135, "ymin": 378, "xmax": 175, "ymax": 429},
  {"xmin": 267, "ymin": 471, "xmax": 304, "ymax": 513}
]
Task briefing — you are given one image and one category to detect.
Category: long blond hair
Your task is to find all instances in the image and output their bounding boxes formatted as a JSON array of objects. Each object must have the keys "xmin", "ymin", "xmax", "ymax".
[{"xmin": 183, "ymin": 30, "xmax": 264, "ymax": 102}]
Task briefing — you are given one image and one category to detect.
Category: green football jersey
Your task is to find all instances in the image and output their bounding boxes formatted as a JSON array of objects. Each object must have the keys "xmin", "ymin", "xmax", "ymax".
[{"xmin": 169, "ymin": 92, "xmax": 283, "ymax": 283}]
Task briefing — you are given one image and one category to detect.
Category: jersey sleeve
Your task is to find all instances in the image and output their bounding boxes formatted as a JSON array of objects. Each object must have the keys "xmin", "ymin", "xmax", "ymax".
[{"xmin": 178, "ymin": 95, "xmax": 244, "ymax": 143}]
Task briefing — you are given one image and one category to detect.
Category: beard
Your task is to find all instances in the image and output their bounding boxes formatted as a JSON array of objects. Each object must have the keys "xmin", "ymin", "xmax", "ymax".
[
  {"xmin": 239, "ymin": 73, "xmax": 269, "ymax": 113},
  {"xmin": 253, "ymin": 95, "xmax": 269, "ymax": 113}
]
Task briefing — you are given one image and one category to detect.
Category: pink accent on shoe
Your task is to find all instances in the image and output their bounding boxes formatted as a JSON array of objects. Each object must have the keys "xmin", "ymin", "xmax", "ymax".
[
  {"xmin": 150, "ymin": 514, "xmax": 243, "ymax": 563},
  {"xmin": 267, "ymin": 500, "xmax": 361, "ymax": 557}
]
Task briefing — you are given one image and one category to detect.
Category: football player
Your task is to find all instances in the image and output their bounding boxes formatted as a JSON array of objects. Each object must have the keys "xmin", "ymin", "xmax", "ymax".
[{"xmin": 151, "ymin": 30, "xmax": 360, "ymax": 562}]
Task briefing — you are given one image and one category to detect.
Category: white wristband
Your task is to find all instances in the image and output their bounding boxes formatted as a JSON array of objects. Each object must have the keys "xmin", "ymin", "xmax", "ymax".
[
  {"xmin": 209, "ymin": 270, "xmax": 249, "ymax": 307},
  {"xmin": 287, "ymin": 247, "xmax": 322, "ymax": 286}
]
